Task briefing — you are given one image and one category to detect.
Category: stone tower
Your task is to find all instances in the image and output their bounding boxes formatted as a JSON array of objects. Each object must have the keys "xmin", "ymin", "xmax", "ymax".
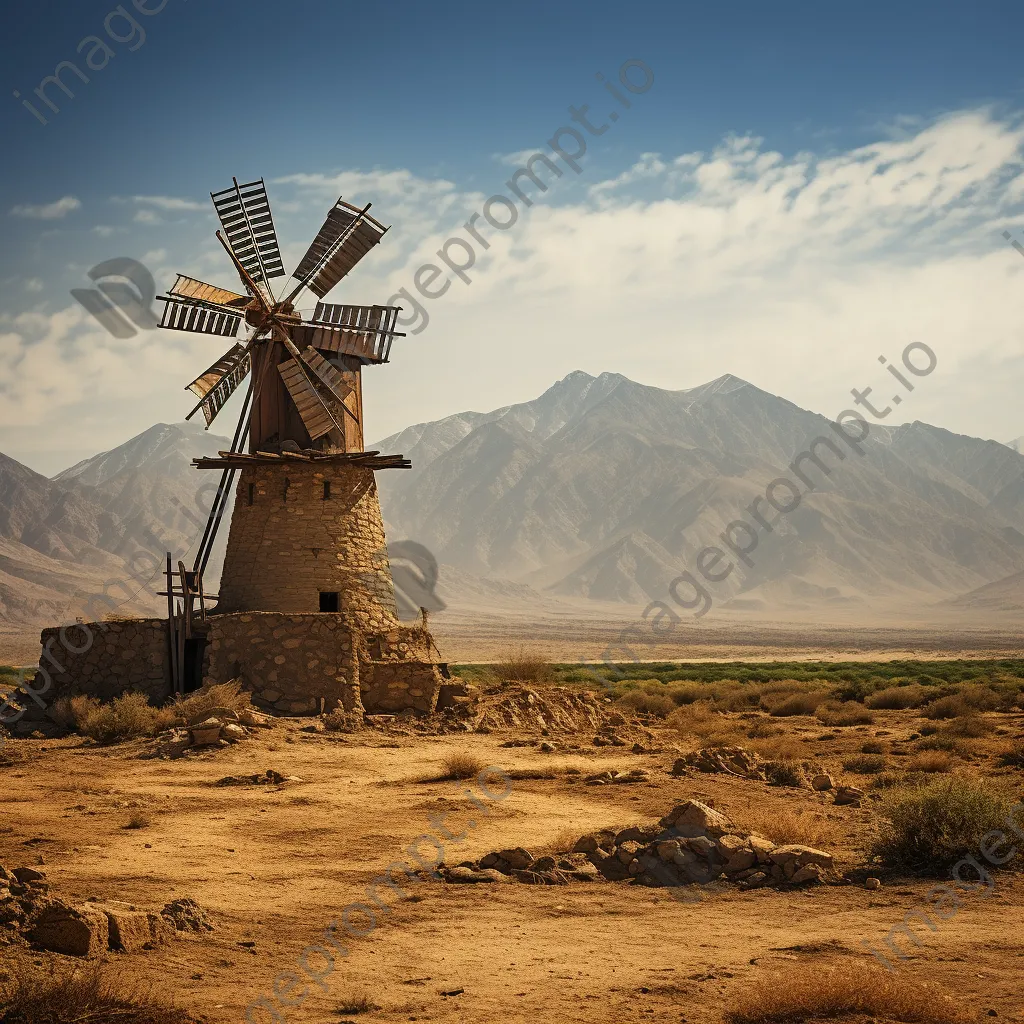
[{"xmin": 215, "ymin": 461, "xmax": 401, "ymax": 634}]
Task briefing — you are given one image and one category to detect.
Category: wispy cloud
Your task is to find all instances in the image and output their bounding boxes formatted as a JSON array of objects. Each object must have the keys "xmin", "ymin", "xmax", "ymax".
[
  {"xmin": 10, "ymin": 196, "xmax": 81, "ymax": 220},
  {"xmin": 130, "ymin": 194, "xmax": 205, "ymax": 212}
]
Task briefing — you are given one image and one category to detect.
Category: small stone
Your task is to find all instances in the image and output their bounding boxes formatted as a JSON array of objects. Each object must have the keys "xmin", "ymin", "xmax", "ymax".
[
  {"xmin": 865, "ymin": 877, "xmax": 882, "ymax": 890},
  {"xmin": 811, "ymin": 773, "xmax": 835, "ymax": 791}
]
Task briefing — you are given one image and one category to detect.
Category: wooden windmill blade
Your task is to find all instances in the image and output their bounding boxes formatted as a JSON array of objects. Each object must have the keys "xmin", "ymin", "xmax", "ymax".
[
  {"xmin": 158, "ymin": 296, "xmax": 245, "ymax": 337},
  {"xmin": 211, "ymin": 178, "xmax": 287, "ymax": 285},
  {"xmin": 300, "ymin": 346, "xmax": 354, "ymax": 403},
  {"xmin": 185, "ymin": 345, "xmax": 252, "ymax": 427},
  {"xmin": 168, "ymin": 274, "xmax": 249, "ymax": 308},
  {"xmin": 186, "ymin": 342, "xmax": 249, "ymax": 399},
  {"xmin": 277, "ymin": 356, "xmax": 345, "ymax": 441},
  {"xmin": 292, "ymin": 303, "xmax": 405, "ymax": 363},
  {"xmin": 291, "ymin": 199, "xmax": 388, "ymax": 298}
]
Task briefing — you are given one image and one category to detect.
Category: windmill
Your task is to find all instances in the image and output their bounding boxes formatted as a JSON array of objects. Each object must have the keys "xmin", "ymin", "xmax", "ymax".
[{"xmin": 155, "ymin": 179, "xmax": 411, "ymax": 688}]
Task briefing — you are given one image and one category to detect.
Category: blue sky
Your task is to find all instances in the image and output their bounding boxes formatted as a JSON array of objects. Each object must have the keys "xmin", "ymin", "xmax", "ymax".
[{"xmin": 3, "ymin": 0, "xmax": 1024, "ymax": 473}]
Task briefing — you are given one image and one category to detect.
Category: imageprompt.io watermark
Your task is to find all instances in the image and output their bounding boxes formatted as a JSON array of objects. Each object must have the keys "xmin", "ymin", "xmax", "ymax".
[
  {"xmin": 14, "ymin": 0, "xmax": 188, "ymax": 128},
  {"xmin": 387, "ymin": 57, "xmax": 655, "ymax": 336},
  {"xmin": 71, "ymin": 256, "xmax": 159, "ymax": 338}
]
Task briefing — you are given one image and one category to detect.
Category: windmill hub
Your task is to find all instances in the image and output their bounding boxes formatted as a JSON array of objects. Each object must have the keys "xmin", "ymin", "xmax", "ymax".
[{"xmin": 244, "ymin": 300, "xmax": 301, "ymax": 330}]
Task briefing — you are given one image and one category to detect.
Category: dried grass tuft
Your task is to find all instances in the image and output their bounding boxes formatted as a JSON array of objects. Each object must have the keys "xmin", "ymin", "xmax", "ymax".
[{"xmin": 725, "ymin": 961, "xmax": 972, "ymax": 1024}]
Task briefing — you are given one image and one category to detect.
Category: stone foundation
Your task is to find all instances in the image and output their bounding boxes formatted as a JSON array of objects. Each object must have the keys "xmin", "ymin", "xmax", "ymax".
[
  {"xmin": 204, "ymin": 612, "xmax": 443, "ymax": 715},
  {"xmin": 31, "ymin": 620, "xmax": 171, "ymax": 708},
  {"xmin": 24, "ymin": 612, "xmax": 444, "ymax": 720}
]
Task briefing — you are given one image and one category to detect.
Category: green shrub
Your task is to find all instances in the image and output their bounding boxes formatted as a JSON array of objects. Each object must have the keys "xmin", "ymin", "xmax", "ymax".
[{"xmin": 872, "ymin": 775, "xmax": 1022, "ymax": 871}]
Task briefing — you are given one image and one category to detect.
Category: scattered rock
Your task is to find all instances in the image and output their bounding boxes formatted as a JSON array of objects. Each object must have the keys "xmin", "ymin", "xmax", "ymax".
[
  {"xmin": 673, "ymin": 746, "xmax": 765, "ymax": 779},
  {"xmin": 834, "ymin": 786, "xmax": 865, "ymax": 806},
  {"xmin": 161, "ymin": 898, "xmax": 214, "ymax": 933},
  {"xmin": 811, "ymin": 773, "xmax": 835, "ymax": 791},
  {"xmin": 865, "ymin": 877, "xmax": 882, "ymax": 890},
  {"xmin": 437, "ymin": 798, "xmax": 836, "ymax": 893}
]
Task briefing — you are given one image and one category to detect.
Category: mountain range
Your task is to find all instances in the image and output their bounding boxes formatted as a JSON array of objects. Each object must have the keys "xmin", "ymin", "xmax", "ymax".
[
  {"xmin": 2, "ymin": 370, "xmax": 1023, "ymax": 635},
  {"xmin": 370, "ymin": 371, "xmax": 1024, "ymax": 612}
]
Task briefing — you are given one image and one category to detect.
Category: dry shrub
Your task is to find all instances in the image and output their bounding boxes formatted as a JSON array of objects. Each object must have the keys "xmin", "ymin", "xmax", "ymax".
[
  {"xmin": 908, "ymin": 750, "xmax": 957, "ymax": 773},
  {"xmin": 173, "ymin": 678, "xmax": 252, "ymax": 722},
  {"xmin": 816, "ymin": 702, "xmax": 875, "ymax": 727},
  {"xmin": 763, "ymin": 761, "xmax": 805, "ymax": 787},
  {"xmin": 493, "ymin": 647, "xmax": 552, "ymax": 684},
  {"xmin": 915, "ymin": 734, "xmax": 975, "ymax": 756},
  {"xmin": 746, "ymin": 719, "xmax": 782, "ymax": 739},
  {"xmin": 335, "ymin": 991, "xmax": 379, "ymax": 1015},
  {"xmin": 768, "ymin": 691, "xmax": 828, "ymax": 717},
  {"xmin": 866, "ymin": 684, "xmax": 930, "ymax": 710},
  {"xmin": 842, "ymin": 753, "xmax": 888, "ymax": 774},
  {"xmin": 738, "ymin": 806, "xmax": 836, "ymax": 849},
  {"xmin": 746, "ymin": 735, "xmax": 806, "ymax": 761},
  {"xmin": 922, "ymin": 695, "xmax": 972, "ymax": 720},
  {"xmin": 941, "ymin": 714, "xmax": 994, "ymax": 738},
  {"xmin": 122, "ymin": 810, "xmax": 151, "ymax": 830},
  {"xmin": 70, "ymin": 693, "xmax": 174, "ymax": 744},
  {"xmin": 725, "ymin": 961, "xmax": 972, "ymax": 1024},
  {"xmin": 615, "ymin": 690, "xmax": 676, "ymax": 718},
  {"xmin": 0, "ymin": 967, "xmax": 192, "ymax": 1024},
  {"xmin": 433, "ymin": 751, "xmax": 485, "ymax": 780},
  {"xmin": 861, "ymin": 740, "xmax": 885, "ymax": 754},
  {"xmin": 873, "ymin": 774, "xmax": 1022, "ymax": 871},
  {"xmin": 998, "ymin": 739, "xmax": 1024, "ymax": 767}
]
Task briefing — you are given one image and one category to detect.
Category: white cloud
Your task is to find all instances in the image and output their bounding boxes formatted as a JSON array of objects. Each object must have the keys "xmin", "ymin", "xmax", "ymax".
[
  {"xmin": 23, "ymin": 278, "xmax": 43, "ymax": 293},
  {"xmin": 10, "ymin": 196, "xmax": 81, "ymax": 220},
  {"xmin": 130, "ymin": 195, "xmax": 205, "ymax": 212},
  {"xmin": 134, "ymin": 209, "xmax": 161, "ymax": 225},
  {"xmin": 92, "ymin": 225, "xmax": 116, "ymax": 237},
  {"xmin": 5, "ymin": 108, "xmax": 1024, "ymax": 466}
]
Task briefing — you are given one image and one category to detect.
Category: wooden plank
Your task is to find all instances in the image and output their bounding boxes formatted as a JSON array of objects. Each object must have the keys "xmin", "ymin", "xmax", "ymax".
[
  {"xmin": 277, "ymin": 358, "xmax": 338, "ymax": 441},
  {"xmin": 170, "ymin": 274, "xmax": 247, "ymax": 307}
]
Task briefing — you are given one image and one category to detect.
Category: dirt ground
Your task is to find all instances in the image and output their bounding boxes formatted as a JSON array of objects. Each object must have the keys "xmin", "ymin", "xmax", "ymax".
[{"xmin": 1, "ymin": 703, "xmax": 1022, "ymax": 1024}]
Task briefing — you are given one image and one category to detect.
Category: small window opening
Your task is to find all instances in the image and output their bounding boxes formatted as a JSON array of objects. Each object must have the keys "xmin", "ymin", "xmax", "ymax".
[
  {"xmin": 319, "ymin": 591, "xmax": 340, "ymax": 612},
  {"xmin": 247, "ymin": 483, "xmax": 255, "ymax": 506},
  {"xmin": 323, "ymin": 480, "xmax": 331, "ymax": 500}
]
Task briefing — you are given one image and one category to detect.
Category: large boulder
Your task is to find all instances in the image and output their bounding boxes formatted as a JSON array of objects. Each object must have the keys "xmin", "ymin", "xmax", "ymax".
[
  {"xmin": 660, "ymin": 800, "xmax": 732, "ymax": 838},
  {"xmin": 29, "ymin": 902, "xmax": 109, "ymax": 957}
]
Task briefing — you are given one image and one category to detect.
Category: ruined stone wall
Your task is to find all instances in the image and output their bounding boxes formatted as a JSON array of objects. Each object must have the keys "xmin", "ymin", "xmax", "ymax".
[
  {"xmin": 215, "ymin": 463, "xmax": 400, "ymax": 633},
  {"xmin": 203, "ymin": 612, "xmax": 359, "ymax": 715},
  {"xmin": 359, "ymin": 626, "xmax": 444, "ymax": 714},
  {"xmin": 202, "ymin": 612, "xmax": 442, "ymax": 715},
  {"xmin": 32, "ymin": 620, "xmax": 170, "ymax": 706}
]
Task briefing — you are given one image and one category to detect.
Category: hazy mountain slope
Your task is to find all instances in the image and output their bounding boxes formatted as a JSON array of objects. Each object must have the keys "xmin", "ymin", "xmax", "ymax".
[
  {"xmin": 372, "ymin": 371, "xmax": 1024, "ymax": 609},
  {"xmin": 0, "ymin": 424, "xmax": 231, "ymax": 627}
]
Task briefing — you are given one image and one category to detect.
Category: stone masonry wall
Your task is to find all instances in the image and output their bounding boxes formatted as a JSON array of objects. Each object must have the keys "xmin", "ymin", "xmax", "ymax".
[
  {"xmin": 203, "ymin": 612, "xmax": 360, "ymax": 715},
  {"xmin": 215, "ymin": 463, "xmax": 400, "ymax": 633},
  {"xmin": 31, "ymin": 619, "xmax": 170, "ymax": 708},
  {"xmin": 202, "ymin": 612, "xmax": 442, "ymax": 715}
]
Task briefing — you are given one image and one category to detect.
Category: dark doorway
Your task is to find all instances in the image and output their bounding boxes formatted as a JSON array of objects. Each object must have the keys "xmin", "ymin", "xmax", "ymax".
[
  {"xmin": 182, "ymin": 636, "xmax": 207, "ymax": 693},
  {"xmin": 319, "ymin": 591, "xmax": 340, "ymax": 612}
]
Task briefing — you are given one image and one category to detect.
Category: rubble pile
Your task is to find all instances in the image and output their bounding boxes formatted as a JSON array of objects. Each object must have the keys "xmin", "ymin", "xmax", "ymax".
[
  {"xmin": 0, "ymin": 862, "xmax": 211, "ymax": 957},
  {"xmin": 436, "ymin": 799, "xmax": 836, "ymax": 890},
  {"xmin": 673, "ymin": 745, "xmax": 767, "ymax": 779}
]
